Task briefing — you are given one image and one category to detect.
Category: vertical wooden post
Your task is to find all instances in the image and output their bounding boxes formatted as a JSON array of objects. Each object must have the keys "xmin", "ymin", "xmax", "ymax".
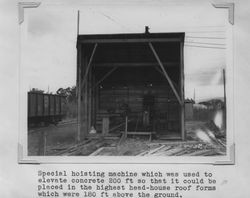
[
  {"xmin": 88, "ymin": 67, "xmax": 92, "ymax": 132},
  {"xmin": 180, "ymin": 41, "xmax": 185, "ymax": 141},
  {"xmin": 95, "ymin": 85, "xmax": 99, "ymax": 129},
  {"xmin": 77, "ymin": 44, "xmax": 81, "ymax": 142},
  {"xmin": 81, "ymin": 44, "xmax": 97, "ymax": 137},
  {"xmin": 86, "ymin": 66, "xmax": 89, "ymax": 136},
  {"xmin": 125, "ymin": 116, "xmax": 128, "ymax": 139},
  {"xmin": 83, "ymin": 57, "xmax": 88, "ymax": 139},
  {"xmin": 77, "ymin": 10, "xmax": 80, "ymax": 36},
  {"xmin": 78, "ymin": 54, "xmax": 87, "ymax": 141},
  {"xmin": 76, "ymin": 10, "xmax": 81, "ymax": 142},
  {"xmin": 91, "ymin": 75, "xmax": 95, "ymax": 127},
  {"xmin": 102, "ymin": 117, "xmax": 110, "ymax": 135},
  {"xmin": 92, "ymin": 76, "xmax": 97, "ymax": 128}
]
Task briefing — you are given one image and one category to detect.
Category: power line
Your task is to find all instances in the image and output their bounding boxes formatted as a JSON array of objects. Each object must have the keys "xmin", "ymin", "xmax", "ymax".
[
  {"xmin": 186, "ymin": 31, "xmax": 226, "ymax": 33},
  {"xmin": 87, "ymin": 8, "xmax": 134, "ymax": 32},
  {"xmin": 185, "ymin": 41, "xmax": 225, "ymax": 46},
  {"xmin": 184, "ymin": 44, "xmax": 226, "ymax": 49},
  {"xmin": 186, "ymin": 72, "xmax": 221, "ymax": 76},
  {"xmin": 186, "ymin": 36, "xmax": 226, "ymax": 39}
]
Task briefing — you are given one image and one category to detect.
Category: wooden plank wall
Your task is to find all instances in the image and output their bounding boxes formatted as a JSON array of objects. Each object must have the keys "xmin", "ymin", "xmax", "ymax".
[
  {"xmin": 99, "ymin": 85, "xmax": 176, "ymax": 113},
  {"xmin": 98, "ymin": 84, "xmax": 180, "ymax": 133}
]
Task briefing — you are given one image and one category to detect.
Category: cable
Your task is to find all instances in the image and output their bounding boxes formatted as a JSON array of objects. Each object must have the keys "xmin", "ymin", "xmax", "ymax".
[
  {"xmin": 186, "ymin": 31, "xmax": 226, "ymax": 33},
  {"xmin": 186, "ymin": 36, "xmax": 226, "ymax": 39},
  {"xmin": 184, "ymin": 44, "xmax": 226, "ymax": 49},
  {"xmin": 88, "ymin": 7, "xmax": 134, "ymax": 32},
  {"xmin": 185, "ymin": 41, "xmax": 226, "ymax": 46}
]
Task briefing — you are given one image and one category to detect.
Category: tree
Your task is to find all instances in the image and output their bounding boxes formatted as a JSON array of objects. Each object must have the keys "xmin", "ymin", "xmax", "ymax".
[
  {"xmin": 56, "ymin": 86, "xmax": 76, "ymax": 103},
  {"xmin": 56, "ymin": 86, "xmax": 77, "ymax": 118},
  {"xmin": 30, "ymin": 88, "xmax": 44, "ymax": 93}
]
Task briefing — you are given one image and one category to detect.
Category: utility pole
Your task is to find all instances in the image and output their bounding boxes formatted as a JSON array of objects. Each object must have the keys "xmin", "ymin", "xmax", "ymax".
[
  {"xmin": 193, "ymin": 88, "xmax": 196, "ymax": 103},
  {"xmin": 223, "ymin": 69, "xmax": 226, "ymax": 130},
  {"xmin": 77, "ymin": 10, "xmax": 81, "ymax": 142}
]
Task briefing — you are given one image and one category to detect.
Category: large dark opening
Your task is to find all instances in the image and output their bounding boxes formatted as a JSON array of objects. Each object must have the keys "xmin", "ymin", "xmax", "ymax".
[{"xmin": 78, "ymin": 33, "xmax": 184, "ymax": 140}]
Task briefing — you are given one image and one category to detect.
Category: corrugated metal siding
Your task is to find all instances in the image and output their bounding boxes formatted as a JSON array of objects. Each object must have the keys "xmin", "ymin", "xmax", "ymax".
[
  {"xmin": 61, "ymin": 97, "xmax": 66, "ymax": 115},
  {"xmin": 43, "ymin": 95, "xmax": 49, "ymax": 116},
  {"xmin": 37, "ymin": 94, "xmax": 43, "ymax": 116},
  {"xmin": 29, "ymin": 93, "xmax": 36, "ymax": 117},
  {"xmin": 49, "ymin": 95, "xmax": 55, "ymax": 115},
  {"xmin": 55, "ymin": 96, "xmax": 60, "ymax": 115}
]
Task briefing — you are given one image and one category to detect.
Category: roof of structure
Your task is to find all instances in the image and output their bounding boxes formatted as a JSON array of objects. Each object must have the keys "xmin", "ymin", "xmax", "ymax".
[{"xmin": 77, "ymin": 32, "xmax": 185, "ymax": 43}]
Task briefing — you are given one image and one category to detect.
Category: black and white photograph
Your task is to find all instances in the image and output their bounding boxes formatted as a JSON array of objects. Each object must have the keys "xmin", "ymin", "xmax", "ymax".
[
  {"xmin": 2, "ymin": 0, "xmax": 250, "ymax": 198},
  {"xmin": 19, "ymin": 1, "xmax": 234, "ymax": 160}
]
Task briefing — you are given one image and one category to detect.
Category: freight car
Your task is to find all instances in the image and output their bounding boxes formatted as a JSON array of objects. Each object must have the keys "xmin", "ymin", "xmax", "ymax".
[{"xmin": 28, "ymin": 92, "xmax": 67, "ymax": 127}]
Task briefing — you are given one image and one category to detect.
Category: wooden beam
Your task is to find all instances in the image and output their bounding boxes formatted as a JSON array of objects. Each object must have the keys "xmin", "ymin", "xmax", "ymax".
[
  {"xmin": 124, "ymin": 116, "xmax": 128, "ymax": 139},
  {"xmin": 91, "ymin": 76, "xmax": 96, "ymax": 127},
  {"xmin": 80, "ymin": 57, "xmax": 88, "ymax": 141},
  {"xmin": 88, "ymin": 68, "xmax": 92, "ymax": 131},
  {"xmin": 77, "ymin": 10, "xmax": 80, "ymax": 36},
  {"xmin": 81, "ymin": 45, "xmax": 97, "ymax": 137},
  {"xmin": 77, "ymin": 44, "xmax": 81, "ymax": 143},
  {"xmin": 83, "ymin": 63, "xmax": 88, "ymax": 138},
  {"xmin": 102, "ymin": 117, "xmax": 110, "ymax": 135},
  {"xmin": 93, "ymin": 62, "xmax": 178, "ymax": 67},
  {"xmin": 95, "ymin": 67, "xmax": 118, "ymax": 87},
  {"xmin": 154, "ymin": 65, "xmax": 164, "ymax": 76},
  {"xmin": 96, "ymin": 87, "xmax": 99, "ymax": 129},
  {"xmin": 79, "ymin": 38, "xmax": 182, "ymax": 44},
  {"xmin": 81, "ymin": 43, "xmax": 98, "ymax": 89},
  {"xmin": 180, "ymin": 42, "xmax": 185, "ymax": 141},
  {"xmin": 121, "ymin": 131, "xmax": 156, "ymax": 135},
  {"xmin": 149, "ymin": 42, "xmax": 182, "ymax": 105}
]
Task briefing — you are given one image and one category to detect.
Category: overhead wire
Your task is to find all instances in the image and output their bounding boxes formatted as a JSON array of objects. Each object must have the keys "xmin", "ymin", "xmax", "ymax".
[
  {"xmin": 185, "ymin": 31, "xmax": 227, "ymax": 49},
  {"xmin": 185, "ymin": 41, "xmax": 225, "ymax": 46},
  {"xmin": 186, "ymin": 36, "xmax": 226, "ymax": 39},
  {"xmin": 186, "ymin": 31, "xmax": 226, "ymax": 33},
  {"xmin": 184, "ymin": 44, "xmax": 226, "ymax": 49}
]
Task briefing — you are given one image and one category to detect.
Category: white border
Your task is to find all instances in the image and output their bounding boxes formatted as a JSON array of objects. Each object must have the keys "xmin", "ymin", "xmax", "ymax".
[{"xmin": 18, "ymin": 1, "xmax": 235, "ymax": 164}]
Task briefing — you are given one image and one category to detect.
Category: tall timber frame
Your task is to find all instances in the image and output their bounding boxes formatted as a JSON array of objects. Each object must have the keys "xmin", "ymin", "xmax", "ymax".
[{"xmin": 76, "ymin": 32, "xmax": 185, "ymax": 142}]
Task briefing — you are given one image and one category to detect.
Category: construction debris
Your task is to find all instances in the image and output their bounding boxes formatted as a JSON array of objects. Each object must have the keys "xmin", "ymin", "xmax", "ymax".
[{"xmin": 35, "ymin": 119, "xmax": 226, "ymax": 156}]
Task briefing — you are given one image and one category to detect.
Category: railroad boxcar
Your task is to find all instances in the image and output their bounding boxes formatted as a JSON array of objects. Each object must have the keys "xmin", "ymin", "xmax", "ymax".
[{"xmin": 28, "ymin": 92, "xmax": 67, "ymax": 126}]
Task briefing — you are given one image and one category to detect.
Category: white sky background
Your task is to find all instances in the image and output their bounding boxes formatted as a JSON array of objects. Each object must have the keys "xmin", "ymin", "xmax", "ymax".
[{"xmin": 21, "ymin": 1, "xmax": 228, "ymax": 102}]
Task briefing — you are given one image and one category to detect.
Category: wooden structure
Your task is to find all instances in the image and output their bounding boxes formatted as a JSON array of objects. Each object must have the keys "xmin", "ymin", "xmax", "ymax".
[{"xmin": 76, "ymin": 32, "xmax": 185, "ymax": 141}]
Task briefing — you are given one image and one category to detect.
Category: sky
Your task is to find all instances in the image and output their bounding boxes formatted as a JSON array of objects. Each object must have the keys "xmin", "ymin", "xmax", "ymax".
[{"xmin": 20, "ymin": 1, "xmax": 229, "ymax": 102}]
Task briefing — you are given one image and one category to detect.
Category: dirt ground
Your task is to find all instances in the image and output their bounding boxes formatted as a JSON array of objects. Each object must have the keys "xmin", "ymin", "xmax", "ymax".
[
  {"xmin": 28, "ymin": 120, "xmax": 77, "ymax": 156},
  {"xmin": 28, "ymin": 120, "xmax": 226, "ymax": 156}
]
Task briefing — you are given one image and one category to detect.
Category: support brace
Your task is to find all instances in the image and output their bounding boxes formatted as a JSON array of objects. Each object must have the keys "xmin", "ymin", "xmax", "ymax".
[
  {"xmin": 81, "ymin": 43, "xmax": 98, "ymax": 89},
  {"xmin": 95, "ymin": 67, "xmax": 118, "ymax": 87},
  {"xmin": 149, "ymin": 42, "xmax": 182, "ymax": 105}
]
